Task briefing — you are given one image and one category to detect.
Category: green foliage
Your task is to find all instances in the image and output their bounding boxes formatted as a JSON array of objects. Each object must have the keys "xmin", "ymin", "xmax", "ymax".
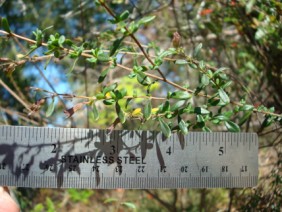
[
  {"xmin": 30, "ymin": 197, "xmax": 56, "ymax": 212},
  {"xmin": 144, "ymin": 100, "xmax": 152, "ymax": 120},
  {"xmin": 158, "ymin": 117, "xmax": 171, "ymax": 137},
  {"xmin": 193, "ymin": 43, "xmax": 202, "ymax": 58},
  {"xmin": 67, "ymin": 189, "xmax": 94, "ymax": 204},
  {"xmin": 45, "ymin": 98, "xmax": 55, "ymax": 117},
  {"xmin": 1, "ymin": 17, "xmax": 11, "ymax": 33}
]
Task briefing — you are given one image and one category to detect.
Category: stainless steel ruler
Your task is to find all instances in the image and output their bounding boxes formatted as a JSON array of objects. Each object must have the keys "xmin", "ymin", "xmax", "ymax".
[{"xmin": 0, "ymin": 126, "xmax": 258, "ymax": 189}]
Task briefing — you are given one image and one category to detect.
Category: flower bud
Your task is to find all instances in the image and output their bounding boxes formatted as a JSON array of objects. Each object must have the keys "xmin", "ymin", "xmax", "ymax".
[{"xmin": 172, "ymin": 32, "xmax": 181, "ymax": 48}]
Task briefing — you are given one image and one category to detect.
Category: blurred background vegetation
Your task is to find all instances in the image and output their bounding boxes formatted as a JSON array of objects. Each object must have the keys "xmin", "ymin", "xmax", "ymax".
[{"xmin": 0, "ymin": 0, "xmax": 281, "ymax": 211}]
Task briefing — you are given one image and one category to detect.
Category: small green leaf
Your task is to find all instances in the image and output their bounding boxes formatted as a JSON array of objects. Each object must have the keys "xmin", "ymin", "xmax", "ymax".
[
  {"xmin": 159, "ymin": 100, "xmax": 170, "ymax": 114},
  {"xmin": 96, "ymin": 93, "xmax": 104, "ymax": 100},
  {"xmin": 199, "ymin": 60, "xmax": 205, "ymax": 69},
  {"xmin": 175, "ymin": 60, "xmax": 188, "ymax": 65},
  {"xmin": 58, "ymin": 35, "xmax": 65, "ymax": 46},
  {"xmin": 116, "ymin": 103, "xmax": 126, "ymax": 123},
  {"xmin": 208, "ymin": 97, "xmax": 220, "ymax": 106},
  {"xmin": 218, "ymin": 89, "xmax": 230, "ymax": 104},
  {"xmin": 144, "ymin": 100, "xmax": 152, "ymax": 120},
  {"xmin": 179, "ymin": 119, "xmax": 188, "ymax": 134},
  {"xmin": 119, "ymin": 10, "xmax": 130, "ymax": 21},
  {"xmin": 110, "ymin": 37, "xmax": 124, "ymax": 56},
  {"xmin": 125, "ymin": 98, "xmax": 132, "ymax": 109},
  {"xmin": 194, "ymin": 107, "xmax": 210, "ymax": 115},
  {"xmin": 44, "ymin": 55, "xmax": 52, "ymax": 70},
  {"xmin": 261, "ymin": 115, "xmax": 273, "ymax": 128},
  {"xmin": 98, "ymin": 68, "xmax": 110, "ymax": 83},
  {"xmin": 193, "ymin": 43, "xmax": 202, "ymax": 57},
  {"xmin": 103, "ymin": 83, "xmax": 118, "ymax": 95},
  {"xmin": 225, "ymin": 121, "xmax": 240, "ymax": 132},
  {"xmin": 171, "ymin": 100, "xmax": 185, "ymax": 112},
  {"xmin": 239, "ymin": 111, "xmax": 252, "ymax": 126},
  {"xmin": 138, "ymin": 16, "xmax": 155, "ymax": 25},
  {"xmin": 203, "ymin": 126, "xmax": 212, "ymax": 132},
  {"xmin": 121, "ymin": 202, "xmax": 136, "ymax": 210},
  {"xmin": 246, "ymin": 0, "xmax": 256, "ymax": 14},
  {"xmin": 239, "ymin": 104, "xmax": 254, "ymax": 111},
  {"xmin": 46, "ymin": 98, "xmax": 55, "ymax": 117},
  {"xmin": 194, "ymin": 115, "xmax": 205, "ymax": 129},
  {"xmin": 212, "ymin": 114, "xmax": 229, "ymax": 121},
  {"xmin": 128, "ymin": 21, "xmax": 139, "ymax": 34},
  {"xmin": 97, "ymin": 53, "xmax": 110, "ymax": 62},
  {"xmin": 104, "ymin": 198, "xmax": 118, "ymax": 204},
  {"xmin": 103, "ymin": 99, "xmax": 115, "ymax": 105},
  {"xmin": 54, "ymin": 50, "xmax": 60, "ymax": 58},
  {"xmin": 136, "ymin": 71, "xmax": 151, "ymax": 86},
  {"xmin": 197, "ymin": 114, "xmax": 205, "ymax": 123},
  {"xmin": 214, "ymin": 67, "xmax": 228, "ymax": 76},
  {"xmin": 92, "ymin": 103, "xmax": 99, "ymax": 121},
  {"xmin": 201, "ymin": 74, "xmax": 210, "ymax": 86},
  {"xmin": 170, "ymin": 91, "xmax": 191, "ymax": 100},
  {"xmin": 188, "ymin": 63, "xmax": 198, "ymax": 69},
  {"xmin": 68, "ymin": 57, "xmax": 79, "ymax": 74},
  {"xmin": 115, "ymin": 88, "xmax": 127, "ymax": 100},
  {"xmin": 222, "ymin": 81, "xmax": 232, "ymax": 89},
  {"xmin": 158, "ymin": 118, "xmax": 171, "ymax": 137},
  {"xmin": 33, "ymin": 203, "xmax": 44, "ymax": 211},
  {"xmin": 86, "ymin": 57, "xmax": 97, "ymax": 64},
  {"xmin": 1, "ymin": 18, "xmax": 11, "ymax": 33},
  {"xmin": 46, "ymin": 197, "xmax": 55, "ymax": 211}
]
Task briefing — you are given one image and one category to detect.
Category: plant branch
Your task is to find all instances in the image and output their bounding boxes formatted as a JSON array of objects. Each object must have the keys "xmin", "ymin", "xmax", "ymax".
[
  {"xmin": 0, "ymin": 78, "xmax": 31, "ymax": 111},
  {"xmin": 0, "ymin": 30, "xmax": 281, "ymax": 118},
  {"xmin": 98, "ymin": 0, "xmax": 167, "ymax": 80},
  {"xmin": 143, "ymin": 190, "xmax": 173, "ymax": 211},
  {"xmin": 0, "ymin": 106, "xmax": 40, "ymax": 126}
]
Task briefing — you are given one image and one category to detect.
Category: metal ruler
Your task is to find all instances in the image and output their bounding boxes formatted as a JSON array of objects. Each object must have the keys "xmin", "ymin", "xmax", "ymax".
[{"xmin": 0, "ymin": 126, "xmax": 258, "ymax": 189}]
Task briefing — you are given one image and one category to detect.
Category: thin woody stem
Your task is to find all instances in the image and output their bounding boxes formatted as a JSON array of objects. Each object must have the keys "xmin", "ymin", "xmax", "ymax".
[
  {"xmin": 0, "ymin": 78, "xmax": 31, "ymax": 111},
  {"xmin": 98, "ymin": 0, "xmax": 167, "ymax": 80}
]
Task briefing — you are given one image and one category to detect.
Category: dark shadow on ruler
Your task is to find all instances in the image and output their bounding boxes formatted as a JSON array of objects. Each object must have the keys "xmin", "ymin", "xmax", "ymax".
[{"xmin": 0, "ymin": 127, "xmax": 171, "ymax": 188}]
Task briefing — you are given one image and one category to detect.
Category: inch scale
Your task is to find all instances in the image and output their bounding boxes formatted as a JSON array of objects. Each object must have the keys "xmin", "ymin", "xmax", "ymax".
[{"xmin": 0, "ymin": 126, "xmax": 258, "ymax": 189}]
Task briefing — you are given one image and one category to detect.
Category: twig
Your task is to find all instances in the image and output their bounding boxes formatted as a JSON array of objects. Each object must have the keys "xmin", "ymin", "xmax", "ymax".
[
  {"xmin": 0, "ymin": 106, "xmax": 40, "ymax": 126},
  {"xmin": 8, "ymin": 75, "xmax": 29, "ymax": 103},
  {"xmin": 144, "ymin": 190, "xmax": 173, "ymax": 211},
  {"xmin": 227, "ymin": 188, "xmax": 235, "ymax": 212},
  {"xmin": 258, "ymin": 126, "xmax": 282, "ymax": 136},
  {"xmin": 0, "ymin": 78, "xmax": 31, "ymax": 111}
]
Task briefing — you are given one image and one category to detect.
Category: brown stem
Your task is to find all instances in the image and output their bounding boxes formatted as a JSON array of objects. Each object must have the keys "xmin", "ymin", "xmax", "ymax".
[
  {"xmin": 144, "ymin": 190, "xmax": 173, "ymax": 211},
  {"xmin": 199, "ymin": 189, "xmax": 206, "ymax": 212},
  {"xmin": 228, "ymin": 188, "xmax": 235, "ymax": 212},
  {"xmin": 0, "ymin": 79, "xmax": 30, "ymax": 111}
]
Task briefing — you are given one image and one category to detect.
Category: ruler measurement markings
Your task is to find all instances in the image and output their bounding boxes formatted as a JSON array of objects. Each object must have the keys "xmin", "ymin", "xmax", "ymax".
[
  {"xmin": 172, "ymin": 133, "xmax": 175, "ymax": 153},
  {"xmin": 0, "ymin": 125, "xmax": 4, "ymax": 141},
  {"xmin": 12, "ymin": 125, "xmax": 16, "ymax": 142},
  {"xmin": 198, "ymin": 133, "xmax": 201, "ymax": 151},
  {"xmin": 0, "ymin": 128, "xmax": 256, "ymax": 187},
  {"xmin": 9, "ymin": 125, "xmax": 12, "ymax": 139},
  {"xmin": 224, "ymin": 133, "xmax": 227, "ymax": 155}
]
